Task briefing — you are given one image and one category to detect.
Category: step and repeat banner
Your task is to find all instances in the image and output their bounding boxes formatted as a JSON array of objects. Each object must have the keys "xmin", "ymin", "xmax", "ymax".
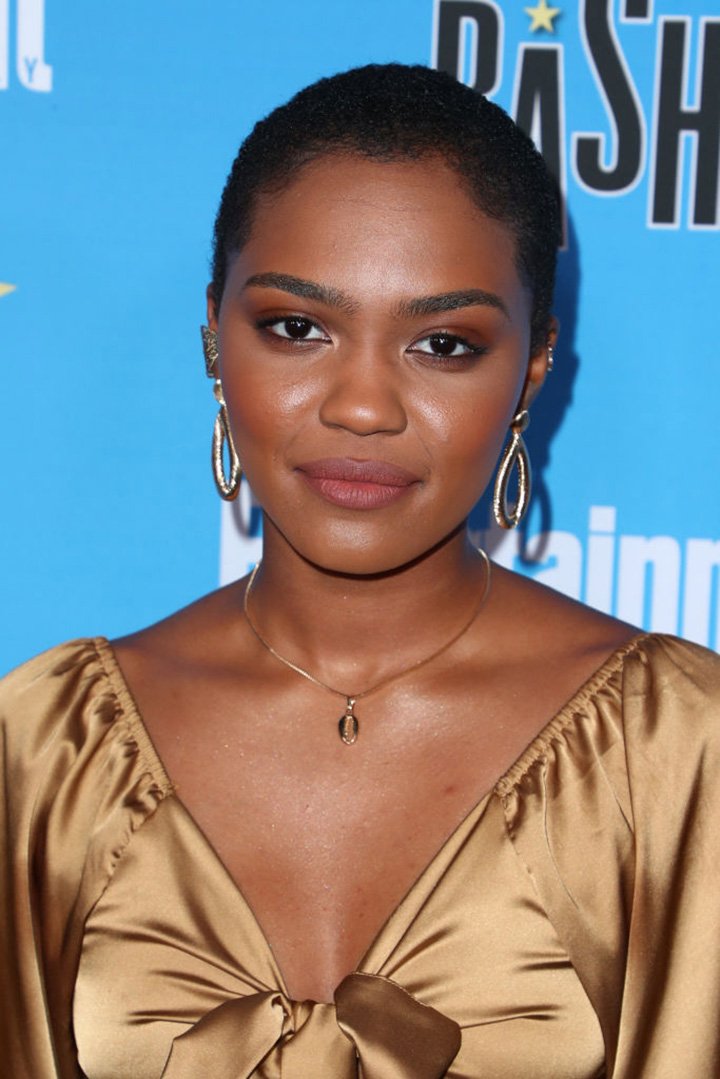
[{"xmin": 1, "ymin": 0, "xmax": 718, "ymax": 672}]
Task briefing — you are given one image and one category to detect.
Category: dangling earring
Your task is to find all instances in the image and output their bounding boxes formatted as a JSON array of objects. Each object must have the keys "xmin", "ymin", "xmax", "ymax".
[
  {"xmin": 201, "ymin": 325, "xmax": 241, "ymax": 501},
  {"xmin": 492, "ymin": 409, "xmax": 531, "ymax": 529}
]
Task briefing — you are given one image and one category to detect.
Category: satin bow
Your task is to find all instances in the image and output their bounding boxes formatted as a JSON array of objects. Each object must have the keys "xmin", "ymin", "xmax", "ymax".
[{"xmin": 161, "ymin": 971, "xmax": 461, "ymax": 1078}]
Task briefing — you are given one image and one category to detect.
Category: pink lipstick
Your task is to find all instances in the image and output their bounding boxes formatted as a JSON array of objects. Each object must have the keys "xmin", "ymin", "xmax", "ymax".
[{"xmin": 296, "ymin": 457, "xmax": 421, "ymax": 510}]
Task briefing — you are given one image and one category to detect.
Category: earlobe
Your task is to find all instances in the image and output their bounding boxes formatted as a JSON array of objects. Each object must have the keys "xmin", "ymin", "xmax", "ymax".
[
  {"xmin": 535, "ymin": 315, "xmax": 559, "ymax": 380},
  {"xmin": 547, "ymin": 314, "xmax": 560, "ymax": 348},
  {"xmin": 206, "ymin": 284, "xmax": 219, "ymax": 331},
  {"xmin": 521, "ymin": 316, "xmax": 560, "ymax": 408}
]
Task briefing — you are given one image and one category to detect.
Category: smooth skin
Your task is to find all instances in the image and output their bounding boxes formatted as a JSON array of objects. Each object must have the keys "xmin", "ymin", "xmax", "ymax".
[{"xmin": 115, "ymin": 156, "xmax": 635, "ymax": 1004}]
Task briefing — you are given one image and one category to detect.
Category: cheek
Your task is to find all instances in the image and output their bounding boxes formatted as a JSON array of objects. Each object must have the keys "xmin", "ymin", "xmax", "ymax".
[
  {"xmin": 411, "ymin": 380, "xmax": 517, "ymax": 476},
  {"xmin": 408, "ymin": 368, "xmax": 525, "ymax": 523},
  {"xmin": 222, "ymin": 366, "xmax": 316, "ymax": 457}
]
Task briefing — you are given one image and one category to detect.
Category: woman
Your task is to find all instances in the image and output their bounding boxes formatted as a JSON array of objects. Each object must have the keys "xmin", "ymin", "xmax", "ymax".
[{"xmin": 2, "ymin": 64, "xmax": 719, "ymax": 1078}]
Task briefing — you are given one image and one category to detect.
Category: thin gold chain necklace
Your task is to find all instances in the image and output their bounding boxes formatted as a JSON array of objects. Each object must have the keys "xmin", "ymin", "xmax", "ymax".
[{"xmin": 242, "ymin": 550, "xmax": 492, "ymax": 745}]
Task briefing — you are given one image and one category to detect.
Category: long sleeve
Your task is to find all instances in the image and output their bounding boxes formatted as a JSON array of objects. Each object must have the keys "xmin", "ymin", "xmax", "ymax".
[
  {"xmin": 611, "ymin": 636, "xmax": 720, "ymax": 1076},
  {"xmin": 0, "ymin": 640, "xmax": 171, "ymax": 1078},
  {"xmin": 498, "ymin": 634, "xmax": 720, "ymax": 1077}
]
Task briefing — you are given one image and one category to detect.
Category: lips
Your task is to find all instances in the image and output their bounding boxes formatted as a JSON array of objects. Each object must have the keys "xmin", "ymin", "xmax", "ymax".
[
  {"xmin": 298, "ymin": 457, "xmax": 420, "ymax": 485},
  {"xmin": 296, "ymin": 457, "xmax": 421, "ymax": 510}
]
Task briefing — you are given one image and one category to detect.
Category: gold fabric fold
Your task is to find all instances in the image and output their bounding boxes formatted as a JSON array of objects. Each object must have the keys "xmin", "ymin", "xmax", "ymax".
[
  {"xmin": 159, "ymin": 979, "xmax": 459, "ymax": 1079},
  {"xmin": 335, "ymin": 972, "xmax": 461, "ymax": 1077},
  {"xmin": 161, "ymin": 992, "xmax": 286, "ymax": 1078},
  {"xmin": 161, "ymin": 992, "xmax": 355, "ymax": 1078},
  {"xmin": 160, "ymin": 974, "xmax": 460, "ymax": 1078}
]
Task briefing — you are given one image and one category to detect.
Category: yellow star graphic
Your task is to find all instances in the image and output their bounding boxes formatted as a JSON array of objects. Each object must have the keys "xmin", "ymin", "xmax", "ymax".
[
  {"xmin": 0, "ymin": 282, "xmax": 16, "ymax": 298},
  {"xmin": 525, "ymin": 0, "xmax": 561, "ymax": 32}
]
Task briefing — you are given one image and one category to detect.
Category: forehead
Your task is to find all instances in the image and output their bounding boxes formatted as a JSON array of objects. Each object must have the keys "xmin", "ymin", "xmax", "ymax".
[{"xmin": 232, "ymin": 155, "xmax": 527, "ymax": 315}]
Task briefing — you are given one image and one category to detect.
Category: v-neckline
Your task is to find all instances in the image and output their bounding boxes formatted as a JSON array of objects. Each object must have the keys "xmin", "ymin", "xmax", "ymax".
[
  {"xmin": 170, "ymin": 776, "xmax": 495, "ymax": 1000},
  {"xmin": 93, "ymin": 631, "xmax": 648, "ymax": 1003}
]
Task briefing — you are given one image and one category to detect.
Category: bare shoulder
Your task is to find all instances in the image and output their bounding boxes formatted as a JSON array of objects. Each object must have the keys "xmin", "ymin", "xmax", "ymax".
[
  {"xmin": 491, "ymin": 564, "xmax": 638, "ymax": 658},
  {"xmin": 474, "ymin": 565, "xmax": 640, "ymax": 715},
  {"xmin": 111, "ymin": 579, "xmax": 252, "ymax": 687}
]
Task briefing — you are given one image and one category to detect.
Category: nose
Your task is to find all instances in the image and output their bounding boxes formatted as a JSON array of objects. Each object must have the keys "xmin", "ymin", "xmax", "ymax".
[{"xmin": 318, "ymin": 345, "xmax": 408, "ymax": 437}]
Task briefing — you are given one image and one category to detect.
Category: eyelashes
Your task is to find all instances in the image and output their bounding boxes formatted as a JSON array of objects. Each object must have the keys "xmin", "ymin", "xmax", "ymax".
[
  {"xmin": 407, "ymin": 333, "xmax": 486, "ymax": 360},
  {"xmin": 256, "ymin": 316, "xmax": 330, "ymax": 343},
  {"xmin": 255, "ymin": 316, "xmax": 488, "ymax": 368}
]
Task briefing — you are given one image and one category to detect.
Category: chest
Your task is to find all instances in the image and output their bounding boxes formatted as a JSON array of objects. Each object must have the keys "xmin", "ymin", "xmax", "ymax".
[
  {"xmin": 155, "ymin": 670, "xmax": 550, "ymax": 1000},
  {"xmin": 72, "ymin": 790, "xmax": 607, "ymax": 1079}
]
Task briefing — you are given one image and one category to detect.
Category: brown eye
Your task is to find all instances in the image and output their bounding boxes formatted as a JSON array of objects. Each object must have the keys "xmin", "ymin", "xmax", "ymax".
[
  {"xmin": 409, "ymin": 333, "xmax": 484, "ymax": 360},
  {"xmin": 284, "ymin": 317, "xmax": 314, "ymax": 339},
  {"xmin": 258, "ymin": 316, "xmax": 329, "ymax": 342},
  {"xmin": 428, "ymin": 334, "xmax": 460, "ymax": 356}
]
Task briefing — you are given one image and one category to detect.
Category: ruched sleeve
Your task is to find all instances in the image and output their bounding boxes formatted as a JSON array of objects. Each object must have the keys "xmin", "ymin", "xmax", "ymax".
[
  {"xmin": 498, "ymin": 635, "xmax": 720, "ymax": 1078},
  {"xmin": 613, "ymin": 637, "xmax": 720, "ymax": 1075},
  {"xmin": 0, "ymin": 640, "xmax": 172, "ymax": 1079}
]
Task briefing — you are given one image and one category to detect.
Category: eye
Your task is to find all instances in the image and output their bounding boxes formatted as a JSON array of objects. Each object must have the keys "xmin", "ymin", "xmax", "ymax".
[
  {"xmin": 258, "ymin": 316, "xmax": 329, "ymax": 342},
  {"xmin": 408, "ymin": 333, "xmax": 485, "ymax": 359}
]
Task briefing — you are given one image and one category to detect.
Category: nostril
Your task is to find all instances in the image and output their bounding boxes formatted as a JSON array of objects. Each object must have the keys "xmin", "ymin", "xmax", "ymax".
[{"xmin": 318, "ymin": 371, "xmax": 408, "ymax": 436}]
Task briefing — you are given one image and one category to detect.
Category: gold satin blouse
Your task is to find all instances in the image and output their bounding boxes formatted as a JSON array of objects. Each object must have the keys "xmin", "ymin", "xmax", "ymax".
[{"xmin": 1, "ymin": 634, "xmax": 719, "ymax": 1077}]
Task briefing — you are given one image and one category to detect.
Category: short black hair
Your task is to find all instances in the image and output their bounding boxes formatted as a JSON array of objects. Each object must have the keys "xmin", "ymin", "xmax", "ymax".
[{"xmin": 211, "ymin": 63, "xmax": 561, "ymax": 351}]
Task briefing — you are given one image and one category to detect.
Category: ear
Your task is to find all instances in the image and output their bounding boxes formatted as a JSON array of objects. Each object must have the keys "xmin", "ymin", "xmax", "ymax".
[
  {"xmin": 519, "ymin": 316, "xmax": 559, "ymax": 411},
  {"xmin": 206, "ymin": 284, "xmax": 219, "ymax": 332}
]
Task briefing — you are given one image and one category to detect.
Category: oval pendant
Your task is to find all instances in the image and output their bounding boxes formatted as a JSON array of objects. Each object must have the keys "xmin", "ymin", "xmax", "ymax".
[
  {"xmin": 339, "ymin": 698, "xmax": 359, "ymax": 745},
  {"xmin": 339, "ymin": 713, "xmax": 359, "ymax": 744}
]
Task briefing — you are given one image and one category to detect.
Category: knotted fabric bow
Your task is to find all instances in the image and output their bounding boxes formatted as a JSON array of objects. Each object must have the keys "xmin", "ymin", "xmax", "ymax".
[{"xmin": 161, "ymin": 971, "xmax": 461, "ymax": 1078}]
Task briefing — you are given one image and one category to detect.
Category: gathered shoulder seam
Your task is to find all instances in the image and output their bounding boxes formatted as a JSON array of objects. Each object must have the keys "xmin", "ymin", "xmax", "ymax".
[
  {"xmin": 494, "ymin": 632, "xmax": 651, "ymax": 797},
  {"xmin": 91, "ymin": 637, "xmax": 174, "ymax": 797}
]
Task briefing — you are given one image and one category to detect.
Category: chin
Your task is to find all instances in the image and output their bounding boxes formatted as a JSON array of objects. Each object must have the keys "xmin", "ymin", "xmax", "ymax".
[
  {"xmin": 289, "ymin": 523, "xmax": 464, "ymax": 580},
  {"xmin": 305, "ymin": 550, "xmax": 417, "ymax": 579},
  {"xmin": 261, "ymin": 497, "xmax": 469, "ymax": 577}
]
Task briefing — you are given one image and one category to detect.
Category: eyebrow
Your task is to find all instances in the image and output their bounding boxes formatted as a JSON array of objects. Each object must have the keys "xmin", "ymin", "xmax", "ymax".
[
  {"xmin": 242, "ymin": 273, "xmax": 508, "ymax": 321},
  {"xmin": 398, "ymin": 289, "xmax": 509, "ymax": 320},
  {"xmin": 242, "ymin": 272, "xmax": 360, "ymax": 314}
]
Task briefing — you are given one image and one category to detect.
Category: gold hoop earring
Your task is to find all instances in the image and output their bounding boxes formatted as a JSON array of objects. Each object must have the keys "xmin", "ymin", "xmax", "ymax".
[
  {"xmin": 201, "ymin": 326, "xmax": 242, "ymax": 501},
  {"xmin": 492, "ymin": 409, "xmax": 531, "ymax": 530}
]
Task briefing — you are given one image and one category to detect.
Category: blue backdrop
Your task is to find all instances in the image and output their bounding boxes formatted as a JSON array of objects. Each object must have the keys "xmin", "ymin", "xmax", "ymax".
[{"xmin": 1, "ymin": 0, "xmax": 718, "ymax": 673}]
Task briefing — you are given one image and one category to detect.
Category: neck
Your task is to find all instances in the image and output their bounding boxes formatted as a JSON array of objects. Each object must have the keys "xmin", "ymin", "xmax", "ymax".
[{"xmin": 242, "ymin": 524, "xmax": 489, "ymax": 691}]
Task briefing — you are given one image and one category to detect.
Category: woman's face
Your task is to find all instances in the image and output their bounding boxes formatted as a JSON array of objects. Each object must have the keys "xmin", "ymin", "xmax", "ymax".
[{"xmin": 208, "ymin": 154, "xmax": 551, "ymax": 575}]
